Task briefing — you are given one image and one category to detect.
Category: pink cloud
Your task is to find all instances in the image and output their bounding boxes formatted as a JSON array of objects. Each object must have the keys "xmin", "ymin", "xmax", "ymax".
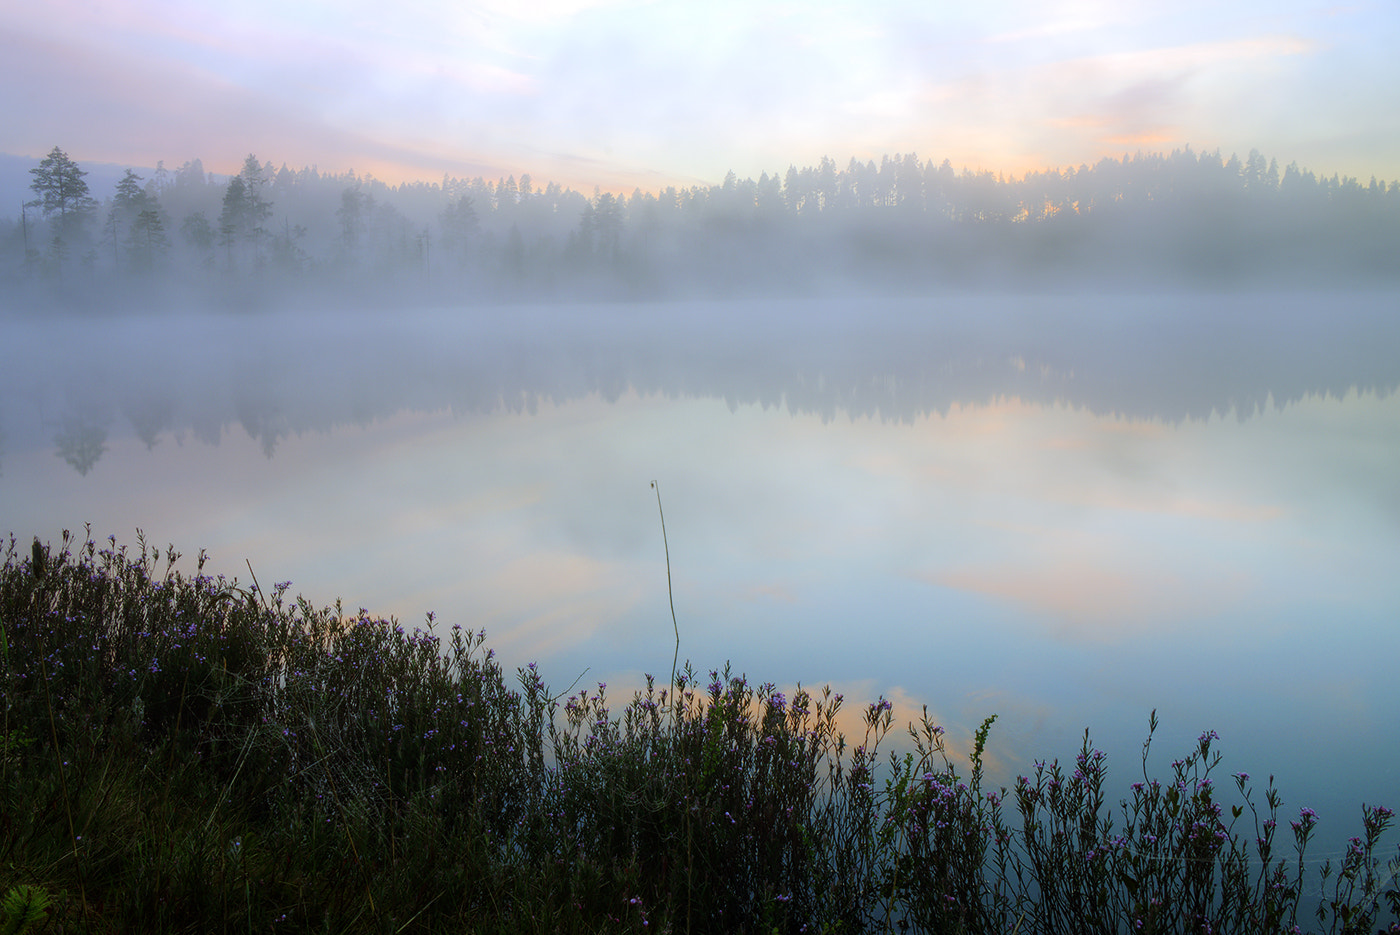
[{"xmin": 925, "ymin": 559, "xmax": 1253, "ymax": 643}]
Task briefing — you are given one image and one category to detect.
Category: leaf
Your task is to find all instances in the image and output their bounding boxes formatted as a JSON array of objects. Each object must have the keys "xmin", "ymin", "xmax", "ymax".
[{"xmin": 0, "ymin": 885, "xmax": 51, "ymax": 935}]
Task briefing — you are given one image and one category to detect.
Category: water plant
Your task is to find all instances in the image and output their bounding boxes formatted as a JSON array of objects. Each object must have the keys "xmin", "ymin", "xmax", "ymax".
[{"xmin": 1, "ymin": 529, "xmax": 1396, "ymax": 933}]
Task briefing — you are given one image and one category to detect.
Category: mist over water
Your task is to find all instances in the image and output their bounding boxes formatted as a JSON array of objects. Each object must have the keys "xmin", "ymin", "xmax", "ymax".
[
  {"xmin": 6, "ymin": 146, "xmax": 1400, "ymax": 312},
  {"xmin": 1, "ymin": 293, "xmax": 1397, "ymax": 859}
]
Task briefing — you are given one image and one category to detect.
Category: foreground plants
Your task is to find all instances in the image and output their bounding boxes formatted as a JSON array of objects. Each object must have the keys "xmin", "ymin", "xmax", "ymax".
[{"xmin": 2, "ymin": 530, "xmax": 1397, "ymax": 934}]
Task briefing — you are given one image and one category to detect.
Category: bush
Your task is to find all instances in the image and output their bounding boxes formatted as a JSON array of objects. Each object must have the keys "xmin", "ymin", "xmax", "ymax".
[{"xmin": 2, "ymin": 529, "xmax": 1396, "ymax": 933}]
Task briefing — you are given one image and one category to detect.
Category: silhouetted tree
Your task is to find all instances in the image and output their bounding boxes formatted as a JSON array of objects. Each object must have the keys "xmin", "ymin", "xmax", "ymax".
[
  {"xmin": 218, "ymin": 176, "xmax": 249, "ymax": 267},
  {"xmin": 53, "ymin": 410, "xmax": 108, "ymax": 475},
  {"xmin": 27, "ymin": 147, "xmax": 98, "ymax": 278},
  {"xmin": 28, "ymin": 147, "xmax": 98, "ymax": 238},
  {"xmin": 5, "ymin": 142, "xmax": 1400, "ymax": 302},
  {"xmin": 127, "ymin": 208, "xmax": 170, "ymax": 273},
  {"xmin": 439, "ymin": 195, "xmax": 479, "ymax": 268},
  {"xmin": 592, "ymin": 192, "xmax": 624, "ymax": 260},
  {"xmin": 268, "ymin": 218, "xmax": 307, "ymax": 274},
  {"xmin": 336, "ymin": 184, "xmax": 373, "ymax": 260},
  {"xmin": 180, "ymin": 211, "xmax": 215, "ymax": 254},
  {"xmin": 107, "ymin": 169, "xmax": 157, "ymax": 270},
  {"xmin": 574, "ymin": 200, "xmax": 596, "ymax": 258},
  {"xmin": 218, "ymin": 155, "xmax": 273, "ymax": 267}
]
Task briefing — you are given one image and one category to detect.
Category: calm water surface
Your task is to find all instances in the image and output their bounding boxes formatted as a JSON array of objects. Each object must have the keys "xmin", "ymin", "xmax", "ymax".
[{"xmin": 2, "ymin": 295, "xmax": 1397, "ymax": 856}]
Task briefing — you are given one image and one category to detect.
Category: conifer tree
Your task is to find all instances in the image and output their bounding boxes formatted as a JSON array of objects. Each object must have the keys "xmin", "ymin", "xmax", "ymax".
[
  {"xmin": 106, "ymin": 169, "xmax": 151, "ymax": 267},
  {"xmin": 128, "ymin": 208, "xmax": 170, "ymax": 273},
  {"xmin": 217, "ymin": 155, "xmax": 274, "ymax": 267},
  {"xmin": 28, "ymin": 146, "xmax": 98, "ymax": 241}
]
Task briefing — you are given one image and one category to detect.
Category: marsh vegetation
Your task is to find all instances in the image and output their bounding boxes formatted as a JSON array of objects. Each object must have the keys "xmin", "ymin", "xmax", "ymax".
[{"xmin": 2, "ymin": 531, "xmax": 1396, "ymax": 933}]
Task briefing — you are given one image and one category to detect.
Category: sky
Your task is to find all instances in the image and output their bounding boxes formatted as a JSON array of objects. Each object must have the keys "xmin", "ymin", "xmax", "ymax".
[{"xmin": 3, "ymin": 0, "xmax": 1398, "ymax": 194}]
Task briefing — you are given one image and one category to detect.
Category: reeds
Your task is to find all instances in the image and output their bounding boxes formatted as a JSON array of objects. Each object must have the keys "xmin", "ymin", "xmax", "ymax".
[{"xmin": 1, "ymin": 530, "xmax": 1396, "ymax": 933}]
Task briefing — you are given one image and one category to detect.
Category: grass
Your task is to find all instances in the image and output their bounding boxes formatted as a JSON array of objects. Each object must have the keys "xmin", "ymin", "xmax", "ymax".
[{"xmin": 1, "ymin": 529, "xmax": 1396, "ymax": 934}]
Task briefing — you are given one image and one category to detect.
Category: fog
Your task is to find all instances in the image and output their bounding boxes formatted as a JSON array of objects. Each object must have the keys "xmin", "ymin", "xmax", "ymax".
[
  {"xmin": 0, "ymin": 294, "xmax": 1395, "ymax": 476},
  {"xmin": 3, "ymin": 146, "xmax": 1398, "ymax": 862},
  {"xmin": 3, "ymin": 292, "xmax": 1398, "ymax": 857},
  {"xmin": 4, "ymin": 147, "xmax": 1399, "ymax": 314}
]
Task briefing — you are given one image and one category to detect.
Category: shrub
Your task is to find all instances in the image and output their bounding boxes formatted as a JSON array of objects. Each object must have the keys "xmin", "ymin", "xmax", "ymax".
[{"xmin": 2, "ymin": 530, "xmax": 1396, "ymax": 933}]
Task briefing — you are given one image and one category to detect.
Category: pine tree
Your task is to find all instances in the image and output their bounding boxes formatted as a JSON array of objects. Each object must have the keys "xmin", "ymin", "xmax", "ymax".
[
  {"xmin": 128, "ymin": 208, "xmax": 170, "ymax": 273},
  {"xmin": 218, "ymin": 175, "xmax": 249, "ymax": 267},
  {"xmin": 28, "ymin": 146, "xmax": 98, "ymax": 241},
  {"xmin": 217, "ymin": 155, "xmax": 274, "ymax": 267},
  {"xmin": 107, "ymin": 169, "xmax": 150, "ymax": 267},
  {"xmin": 439, "ymin": 195, "xmax": 479, "ymax": 267}
]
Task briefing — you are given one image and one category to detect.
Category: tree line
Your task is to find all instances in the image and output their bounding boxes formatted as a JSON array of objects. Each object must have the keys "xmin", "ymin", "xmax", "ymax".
[{"xmin": 4, "ymin": 144, "xmax": 1399, "ymax": 310}]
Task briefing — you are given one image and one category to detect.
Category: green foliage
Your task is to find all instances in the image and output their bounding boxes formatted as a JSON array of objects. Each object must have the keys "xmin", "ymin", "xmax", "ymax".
[
  {"xmin": 0, "ymin": 885, "xmax": 50, "ymax": 935},
  {"xmin": 1, "ymin": 530, "xmax": 1397, "ymax": 934}
]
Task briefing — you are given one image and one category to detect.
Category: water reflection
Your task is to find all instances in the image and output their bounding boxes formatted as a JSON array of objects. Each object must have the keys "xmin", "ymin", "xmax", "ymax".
[
  {"xmin": 1, "ymin": 294, "xmax": 1397, "ymax": 474},
  {"xmin": 53, "ymin": 407, "xmax": 110, "ymax": 476},
  {"xmin": 1, "ymin": 295, "xmax": 1397, "ymax": 855}
]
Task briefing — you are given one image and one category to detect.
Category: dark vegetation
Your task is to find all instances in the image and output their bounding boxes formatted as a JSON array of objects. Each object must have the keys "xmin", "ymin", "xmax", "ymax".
[
  {"xmin": 4, "ymin": 145, "xmax": 1400, "ymax": 311},
  {"xmin": 2, "ymin": 530, "xmax": 1397, "ymax": 933}
]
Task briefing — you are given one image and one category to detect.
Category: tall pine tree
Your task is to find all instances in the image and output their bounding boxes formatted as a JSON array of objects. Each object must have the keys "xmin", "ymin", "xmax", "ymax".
[{"xmin": 28, "ymin": 146, "xmax": 98, "ymax": 241}]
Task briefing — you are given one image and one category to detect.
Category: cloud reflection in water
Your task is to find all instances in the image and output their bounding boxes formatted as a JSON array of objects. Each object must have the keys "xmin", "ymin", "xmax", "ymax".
[{"xmin": 0, "ymin": 295, "xmax": 1396, "ymax": 847}]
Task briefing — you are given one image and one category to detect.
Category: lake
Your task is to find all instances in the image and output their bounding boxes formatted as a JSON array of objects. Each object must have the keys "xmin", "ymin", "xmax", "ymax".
[{"xmin": 2, "ymin": 293, "xmax": 1397, "ymax": 858}]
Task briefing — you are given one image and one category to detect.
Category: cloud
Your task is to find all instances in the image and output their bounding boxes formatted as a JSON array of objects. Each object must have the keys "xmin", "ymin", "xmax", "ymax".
[
  {"xmin": 0, "ymin": 24, "xmax": 493, "ymax": 180},
  {"xmin": 3, "ymin": 0, "xmax": 1393, "ymax": 192},
  {"xmin": 469, "ymin": 0, "xmax": 647, "ymax": 26},
  {"xmin": 1073, "ymin": 34, "xmax": 1315, "ymax": 75},
  {"xmin": 1024, "ymin": 34, "xmax": 1312, "ymax": 152},
  {"xmin": 923, "ymin": 558, "xmax": 1252, "ymax": 643},
  {"xmin": 482, "ymin": 551, "xmax": 643, "ymax": 656}
]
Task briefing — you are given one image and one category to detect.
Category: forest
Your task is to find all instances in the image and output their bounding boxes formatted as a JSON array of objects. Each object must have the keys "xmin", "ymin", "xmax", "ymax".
[{"xmin": 3, "ymin": 145, "xmax": 1399, "ymax": 311}]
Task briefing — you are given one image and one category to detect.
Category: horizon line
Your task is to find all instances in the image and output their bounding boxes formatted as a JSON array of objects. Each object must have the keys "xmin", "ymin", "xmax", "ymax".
[{"xmin": 4, "ymin": 142, "xmax": 1398, "ymax": 201}]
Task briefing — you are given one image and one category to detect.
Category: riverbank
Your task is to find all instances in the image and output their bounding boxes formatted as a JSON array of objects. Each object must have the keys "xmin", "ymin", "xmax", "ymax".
[{"xmin": 2, "ymin": 531, "xmax": 1395, "ymax": 933}]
